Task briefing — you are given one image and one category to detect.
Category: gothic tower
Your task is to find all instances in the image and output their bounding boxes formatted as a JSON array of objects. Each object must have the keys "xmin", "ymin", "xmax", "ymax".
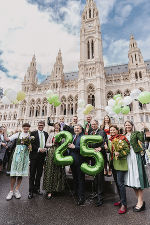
[
  {"xmin": 22, "ymin": 55, "xmax": 37, "ymax": 92},
  {"xmin": 78, "ymin": 0, "xmax": 106, "ymax": 122},
  {"xmin": 128, "ymin": 35, "xmax": 148, "ymax": 88},
  {"xmin": 50, "ymin": 49, "xmax": 64, "ymax": 91},
  {"xmin": 50, "ymin": 50, "xmax": 65, "ymax": 116}
]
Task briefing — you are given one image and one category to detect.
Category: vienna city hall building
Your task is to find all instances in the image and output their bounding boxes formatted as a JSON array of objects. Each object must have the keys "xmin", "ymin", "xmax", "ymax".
[{"xmin": 0, "ymin": 0, "xmax": 150, "ymax": 131}]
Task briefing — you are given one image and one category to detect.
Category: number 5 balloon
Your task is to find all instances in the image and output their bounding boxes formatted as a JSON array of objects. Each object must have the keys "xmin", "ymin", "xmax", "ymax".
[
  {"xmin": 54, "ymin": 131, "xmax": 74, "ymax": 166},
  {"xmin": 80, "ymin": 135, "xmax": 104, "ymax": 176}
]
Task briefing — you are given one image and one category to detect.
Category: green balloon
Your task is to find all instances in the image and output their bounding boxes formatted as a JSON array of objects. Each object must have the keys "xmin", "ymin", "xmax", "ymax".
[
  {"xmin": 54, "ymin": 131, "xmax": 74, "ymax": 166},
  {"xmin": 80, "ymin": 135, "xmax": 104, "ymax": 176},
  {"xmin": 113, "ymin": 94, "xmax": 121, "ymax": 100},
  {"xmin": 138, "ymin": 91, "xmax": 150, "ymax": 104},
  {"xmin": 121, "ymin": 106, "xmax": 130, "ymax": 115},
  {"xmin": 50, "ymin": 94, "xmax": 59, "ymax": 103},
  {"xmin": 53, "ymin": 100, "xmax": 61, "ymax": 107},
  {"xmin": 47, "ymin": 97, "xmax": 53, "ymax": 104},
  {"xmin": 113, "ymin": 105, "xmax": 121, "ymax": 114}
]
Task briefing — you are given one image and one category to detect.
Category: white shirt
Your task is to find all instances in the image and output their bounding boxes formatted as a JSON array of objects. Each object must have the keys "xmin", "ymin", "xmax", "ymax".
[
  {"xmin": 0, "ymin": 134, "xmax": 4, "ymax": 142},
  {"xmin": 38, "ymin": 130, "xmax": 45, "ymax": 149}
]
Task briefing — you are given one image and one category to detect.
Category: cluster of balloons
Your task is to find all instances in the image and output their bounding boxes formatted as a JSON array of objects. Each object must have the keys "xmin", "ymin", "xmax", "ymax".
[
  {"xmin": 78, "ymin": 99, "xmax": 94, "ymax": 115},
  {"xmin": 105, "ymin": 89, "xmax": 150, "ymax": 119},
  {"xmin": 1, "ymin": 89, "xmax": 26, "ymax": 105},
  {"xmin": 54, "ymin": 131, "xmax": 104, "ymax": 176},
  {"xmin": 46, "ymin": 90, "xmax": 61, "ymax": 107}
]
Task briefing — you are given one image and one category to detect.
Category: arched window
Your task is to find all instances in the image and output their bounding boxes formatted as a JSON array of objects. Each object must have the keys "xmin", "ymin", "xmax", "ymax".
[
  {"xmin": 35, "ymin": 99, "xmax": 41, "ymax": 117},
  {"xmin": 88, "ymin": 94, "xmax": 95, "ymax": 106},
  {"xmin": 61, "ymin": 96, "xmax": 66, "ymax": 115},
  {"xmin": 115, "ymin": 90, "xmax": 122, "ymax": 96},
  {"xmin": 135, "ymin": 72, "xmax": 138, "ymax": 80},
  {"xmin": 91, "ymin": 40, "xmax": 94, "ymax": 59},
  {"xmin": 139, "ymin": 71, "xmax": 142, "ymax": 79},
  {"xmin": 93, "ymin": 9, "xmax": 95, "ymax": 17},
  {"xmin": 131, "ymin": 55, "xmax": 133, "ymax": 63},
  {"xmin": 124, "ymin": 89, "xmax": 130, "ymax": 97},
  {"xmin": 129, "ymin": 103, "xmax": 133, "ymax": 112},
  {"xmin": 13, "ymin": 112, "xmax": 17, "ymax": 120},
  {"xmin": 87, "ymin": 84, "xmax": 95, "ymax": 107},
  {"xmin": 42, "ymin": 98, "xmax": 48, "ymax": 116},
  {"xmin": 68, "ymin": 96, "xmax": 74, "ymax": 115},
  {"xmin": 89, "ymin": 9, "xmax": 91, "ymax": 18},
  {"xmin": 107, "ymin": 91, "xmax": 113, "ymax": 100},
  {"xmin": 87, "ymin": 41, "xmax": 90, "ymax": 59},
  {"xmin": 135, "ymin": 54, "xmax": 137, "ymax": 61},
  {"xmin": 0, "ymin": 113, "xmax": 2, "ymax": 121},
  {"xmin": 75, "ymin": 95, "xmax": 78, "ymax": 114}
]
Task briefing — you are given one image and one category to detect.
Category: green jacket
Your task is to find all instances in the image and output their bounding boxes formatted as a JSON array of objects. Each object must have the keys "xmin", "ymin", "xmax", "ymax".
[
  {"xmin": 108, "ymin": 135, "xmax": 130, "ymax": 171},
  {"xmin": 130, "ymin": 131, "xmax": 144, "ymax": 153}
]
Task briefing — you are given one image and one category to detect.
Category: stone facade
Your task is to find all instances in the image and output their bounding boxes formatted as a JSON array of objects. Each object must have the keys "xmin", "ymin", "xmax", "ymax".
[{"xmin": 0, "ymin": 0, "xmax": 150, "ymax": 131}]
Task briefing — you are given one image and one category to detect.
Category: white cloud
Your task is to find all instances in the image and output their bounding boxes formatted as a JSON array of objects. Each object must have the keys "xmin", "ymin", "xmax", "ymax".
[
  {"xmin": 0, "ymin": 0, "xmax": 80, "ymax": 89},
  {"xmin": 0, "ymin": 71, "xmax": 22, "ymax": 90},
  {"xmin": 95, "ymin": 0, "xmax": 116, "ymax": 24},
  {"xmin": 105, "ymin": 39, "xmax": 129, "ymax": 65},
  {"xmin": 114, "ymin": 4, "xmax": 132, "ymax": 26},
  {"xmin": 60, "ymin": 0, "xmax": 83, "ymax": 33}
]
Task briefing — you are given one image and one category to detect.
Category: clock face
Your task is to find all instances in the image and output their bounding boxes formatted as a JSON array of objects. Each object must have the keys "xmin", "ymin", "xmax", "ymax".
[{"xmin": 86, "ymin": 22, "xmax": 93, "ymax": 29}]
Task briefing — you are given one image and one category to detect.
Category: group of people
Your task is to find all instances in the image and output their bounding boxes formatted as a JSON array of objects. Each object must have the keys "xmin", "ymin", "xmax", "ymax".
[{"xmin": 0, "ymin": 114, "xmax": 149, "ymax": 214}]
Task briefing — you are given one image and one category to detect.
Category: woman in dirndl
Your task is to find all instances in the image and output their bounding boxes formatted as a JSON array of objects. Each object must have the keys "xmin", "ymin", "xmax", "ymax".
[
  {"xmin": 124, "ymin": 121, "xmax": 149, "ymax": 212},
  {"xmin": 4, "ymin": 123, "xmax": 31, "ymax": 201}
]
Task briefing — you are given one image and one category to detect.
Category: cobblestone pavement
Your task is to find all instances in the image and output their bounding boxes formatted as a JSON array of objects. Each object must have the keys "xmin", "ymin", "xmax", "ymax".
[{"xmin": 0, "ymin": 172, "xmax": 150, "ymax": 225}]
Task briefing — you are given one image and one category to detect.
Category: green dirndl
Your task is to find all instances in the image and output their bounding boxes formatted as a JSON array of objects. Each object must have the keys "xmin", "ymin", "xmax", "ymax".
[{"xmin": 43, "ymin": 146, "xmax": 66, "ymax": 193}]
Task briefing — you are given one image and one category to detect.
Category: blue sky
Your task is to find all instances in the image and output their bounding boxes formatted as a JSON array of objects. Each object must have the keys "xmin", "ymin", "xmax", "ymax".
[{"xmin": 0, "ymin": 0, "xmax": 150, "ymax": 89}]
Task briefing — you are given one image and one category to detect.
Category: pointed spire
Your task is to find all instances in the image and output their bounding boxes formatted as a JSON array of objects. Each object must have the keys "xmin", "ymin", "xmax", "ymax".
[
  {"xmin": 129, "ymin": 34, "xmax": 137, "ymax": 49},
  {"xmin": 56, "ymin": 49, "xmax": 62, "ymax": 64},
  {"xmin": 128, "ymin": 35, "xmax": 144, "ymax": 67}
]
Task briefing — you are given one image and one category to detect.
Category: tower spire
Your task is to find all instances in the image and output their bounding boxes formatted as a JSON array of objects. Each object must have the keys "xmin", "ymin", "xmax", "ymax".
[
  {"xmin": 128, "ymin": 35, "xmax": 147, "ymax": 82},
  {"xmin": 128, "ymin": 34, "xmax": 144, "ymax": 67}
]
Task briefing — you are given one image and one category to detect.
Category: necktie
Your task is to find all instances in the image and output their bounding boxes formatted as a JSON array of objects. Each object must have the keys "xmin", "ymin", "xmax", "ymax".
[
  {"xmin": 73, "ymin": 135, "xmax": 77, "ymax": 143},
  {"xmin": 40, "ymin": 132, "xmax": 44, "ymax": 148},
  {"xmin": 85, "ymin": 123, "xmax": 90, "ymax": 135}
]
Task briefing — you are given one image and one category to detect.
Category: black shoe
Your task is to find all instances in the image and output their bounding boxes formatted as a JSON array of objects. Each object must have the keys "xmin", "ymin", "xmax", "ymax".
[
  {"xmin": 77, "ymin": 198, "xmax": 85, "ymax": 206},
  {"xmin": 133, "ymin": 202, "xmax": 145, "ymax": 212},
  {"xmin": 34, "ymin": 190, "xmax": 43, "ymax": 195},
  {"xmin": 28, "ymin": 192, "xmax": 33, "ymax": 199},
  {"xmin": 96, "ymin": 199, "xmax": 103, "ymax": 207}
]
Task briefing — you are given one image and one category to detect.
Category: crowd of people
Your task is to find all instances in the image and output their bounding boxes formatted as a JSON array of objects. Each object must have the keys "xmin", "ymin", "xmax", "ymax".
[{"xmin": 0, "ymin": 114, "xmax": 149, "ymax": 214}]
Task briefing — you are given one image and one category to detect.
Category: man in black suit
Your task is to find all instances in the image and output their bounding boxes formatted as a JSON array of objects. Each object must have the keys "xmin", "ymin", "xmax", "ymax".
[
  {"xmin": 90, "ymin": 119, "xmax": 108, "ymax": 207},
  {"xmin": 68, "ymin": 124, "xmax": 85, "ymax": 206},
  {"xmin": 28, "ymin": 121, "xmax": 48, "ymax": 199}
]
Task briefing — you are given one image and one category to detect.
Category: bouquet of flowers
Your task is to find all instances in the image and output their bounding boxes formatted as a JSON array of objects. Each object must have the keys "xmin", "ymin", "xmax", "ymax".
[
  {"xmin": 21, "ymin": 136, "xmax": 35, "ymax": 152},
  {"xmin": 111, "ymin": 138, "xmax": 126, "ymax": 160}
]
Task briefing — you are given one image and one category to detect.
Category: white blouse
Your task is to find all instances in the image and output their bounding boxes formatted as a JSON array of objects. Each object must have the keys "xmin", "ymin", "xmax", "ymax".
[{"xmin": 9, "ymin": 132, "xmax": 30, "ymax": 142}]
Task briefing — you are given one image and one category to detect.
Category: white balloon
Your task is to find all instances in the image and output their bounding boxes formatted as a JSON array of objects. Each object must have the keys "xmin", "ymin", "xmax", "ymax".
[
  {"xmin": 6, "ymin": 89, "xmax": 17, "ymax": 102},
  {"xmin": 108, "ymin": 111, "xmax": 116, "ymax": 117},
  {"xmin": 77, "ymin": 108, "xmax": 83, "ymax": 114},
  {"xmin": 1, "ymin": 96, "xmax": 11, "ymax": 105},
  {"xmin": 130, "ymin": 89, "xmax": 141, "ymax": 100},
  {"xmin": 46, "ymin": 90, "xmax": 53, "ymax": 98},
  {"xmin": 108, "ymin": 99, "xmax": 115, "ymax": 107},
  {"xmin": 123, "ymin": 96, "xmax": 132, "ymax": 106},
  {"xmin": 105, "ymin": 106, "xmax": 112, "ymax": 113}
]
